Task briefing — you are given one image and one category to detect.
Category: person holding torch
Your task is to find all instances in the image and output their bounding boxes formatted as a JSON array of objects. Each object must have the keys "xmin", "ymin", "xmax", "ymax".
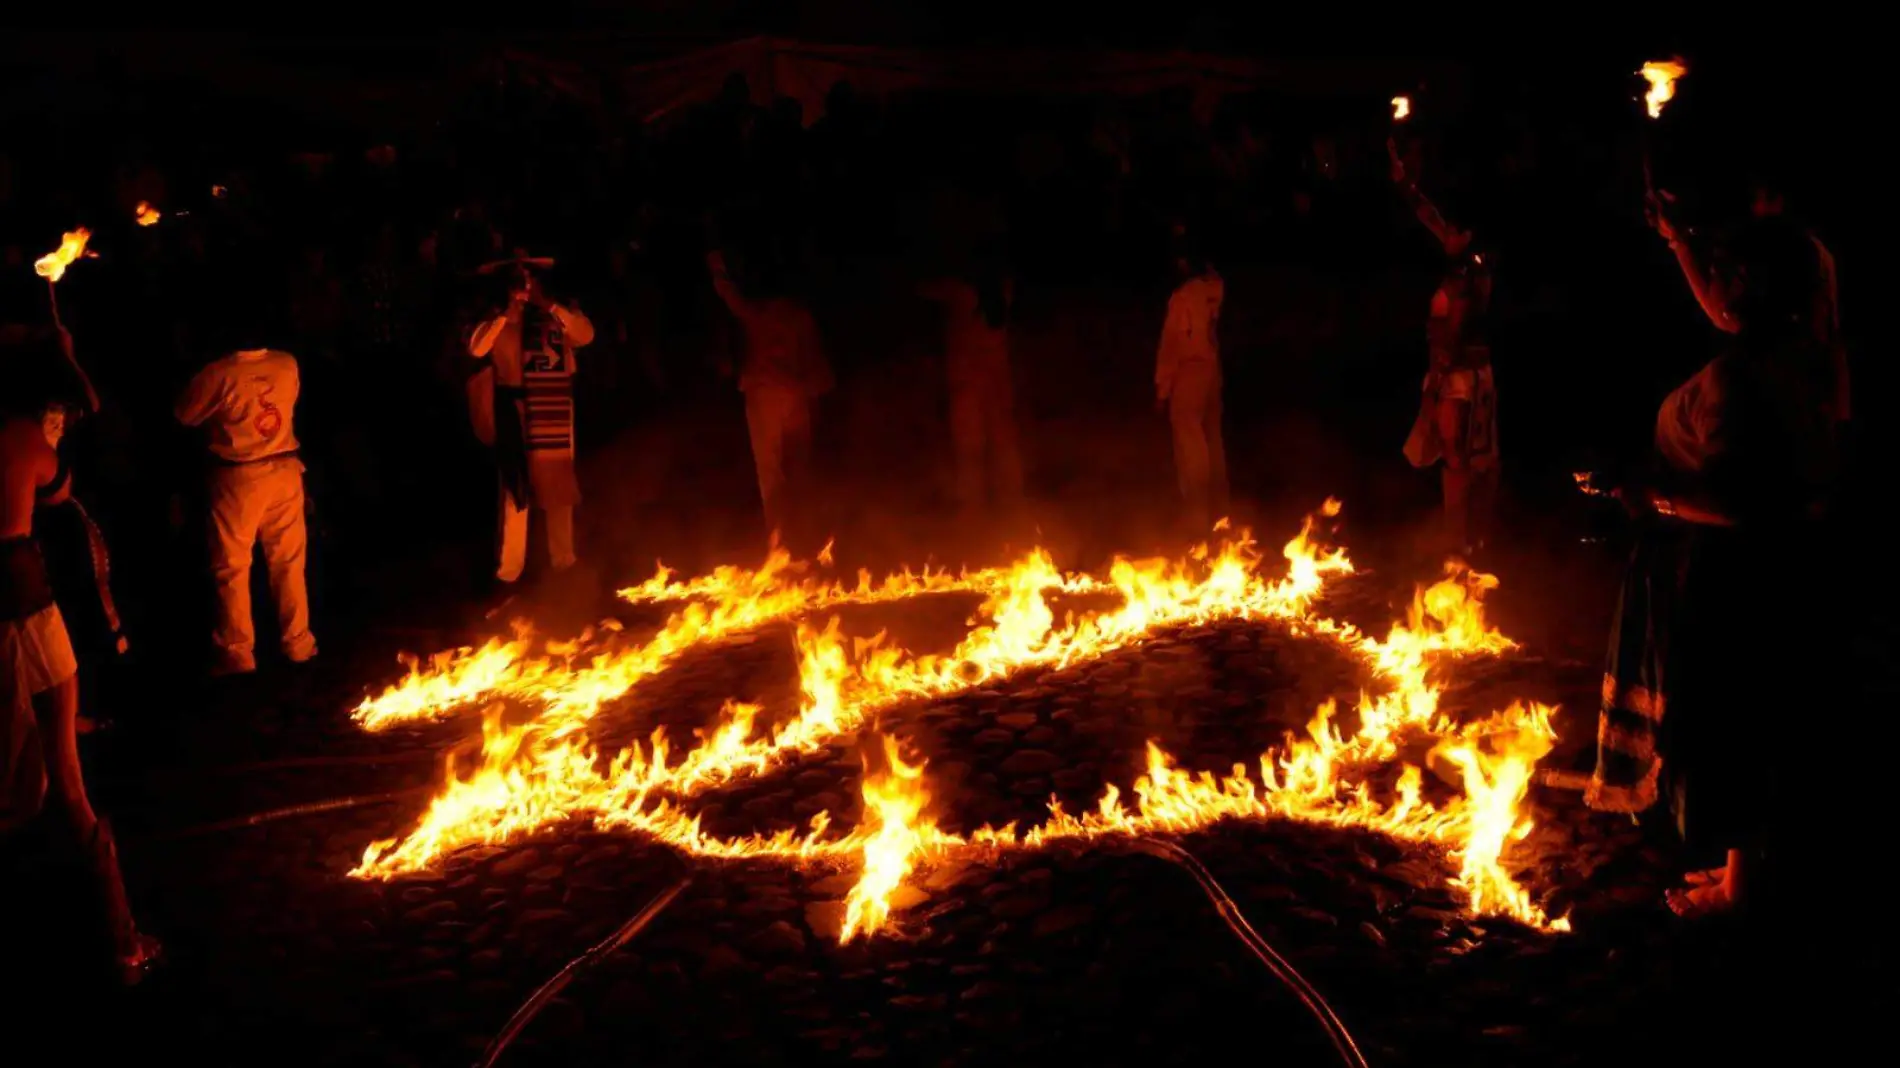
[
  {"xmin": 3, "ymin": 330, "xmax": 160, "ymax": 983},
  {"xmin": 1389, "ymin": 118, "xmax": 1499, "ymax": 556}
]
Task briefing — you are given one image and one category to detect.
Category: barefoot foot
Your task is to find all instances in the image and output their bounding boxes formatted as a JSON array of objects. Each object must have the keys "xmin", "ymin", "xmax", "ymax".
[{"xmin": 1666, "ymin": 879, "xmax": 1737, "ymax": 918}]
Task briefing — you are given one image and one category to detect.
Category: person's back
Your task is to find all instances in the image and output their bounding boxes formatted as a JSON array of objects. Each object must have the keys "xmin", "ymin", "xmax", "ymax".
[
  {"xmin": 176, "ymin": 344, "xmax": 315, "ymax": 675},
  {"xmin": 1164, "ymin": 271, "xmax": 1223, "ymax": 360},
  {"xmin": 175, "ymin": 349, "xmax": 301, "ymax": 465}
]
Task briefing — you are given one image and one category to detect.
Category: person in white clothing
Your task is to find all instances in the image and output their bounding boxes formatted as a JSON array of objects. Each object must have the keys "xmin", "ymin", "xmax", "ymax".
[
  {"xmin": 919, "ymin": 267, "xmax": 1023, "ymax": 513},
  {"xmin": 1155, "ymin": 251, "xmax": 1228, "ymax": 530},
  {"xmin": 466, "ymin": 255, "xmax": 594, "ymax": 583},
  {"xmin": 176, "ymin": 335, "xmax": 316, "ymax": 677},
  {"xmin": 706, "ymin": 250, "xmax": 832, "ymax": 543}
]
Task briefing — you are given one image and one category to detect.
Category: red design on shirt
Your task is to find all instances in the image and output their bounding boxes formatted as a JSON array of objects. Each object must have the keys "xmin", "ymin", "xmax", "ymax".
[{"xmin": 254, "ymin": 379, "xmax": 283, "ymax": 438}]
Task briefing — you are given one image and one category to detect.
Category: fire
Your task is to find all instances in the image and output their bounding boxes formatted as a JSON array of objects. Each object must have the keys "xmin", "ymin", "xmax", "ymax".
[
  {"xmin": 34, "ymin": 227, "xmax": 95, "ymax": 282},
  {"xmin": 840, "ymin": 736, "xmax": 942, "ymax": 942},
  {"xmin": 1391, "ymin": 95, "xmax": 1411, "ymax": 121},
  {"xmin": 1640, "ymin": 58, "xmax": 1687, "ymax": 119},
  {"xmin": 351, "ymin": 503, "xmax": 1567, "ymax": 936},
  {"xmin": 135, "ymin": 201, "xmax": 162, "ymax": 227}
]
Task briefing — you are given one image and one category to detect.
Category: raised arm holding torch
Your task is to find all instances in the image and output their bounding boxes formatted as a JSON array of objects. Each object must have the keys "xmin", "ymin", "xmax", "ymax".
[
  {"xmin": 32, "ymin": 227, "xmax": 101, "ymax": 414},
  {"xmin": 1638, "ymin": 58, "xmax": 1688, "ymax": 208}
]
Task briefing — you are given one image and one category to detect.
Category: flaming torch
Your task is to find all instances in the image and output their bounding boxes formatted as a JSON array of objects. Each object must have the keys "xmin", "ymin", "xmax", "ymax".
[
  {"xmin": 1637, "ymin": 57, "xmax": 1688, "ymax": 210},
  {"xmin": 34, "ymin": 227, "xmax": 94, "ymax": 286},
  {"xmin": 1391, "ymin": 95, "xmax": 1411, "ymax": 122},
  {"xmin": 134, "ymin": 201, "xmax": 161, "ymax": 227},
  {"xmin": 1639, "ymin": 58, "xmax": 1687, "ymax": 120},
  {"xmin": 32, "ymin": 227, "xmax": 102, "ymax": 411}
]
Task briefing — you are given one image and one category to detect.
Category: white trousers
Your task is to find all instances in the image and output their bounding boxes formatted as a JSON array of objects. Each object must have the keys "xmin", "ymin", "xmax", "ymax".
[
  {"xmin": 744, "ymin": 385, "xmax": 812, "ymax": 537},
  {"xmin": 209, "ymin": 460, "xmax": 315, "ymax": 673},
  {"xmin": 949, "ymin": 377, "xmax": 1024, "ymax": 510},
  {"xmin": 1168, "ymin": 362, "xmax": 1228, "ymax": 529},
  {"xmin": 497, "ymin": 480, "xmax": 576, "ymax": 583}
]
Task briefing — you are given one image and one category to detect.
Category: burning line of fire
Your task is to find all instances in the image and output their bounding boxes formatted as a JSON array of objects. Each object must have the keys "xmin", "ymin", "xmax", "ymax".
[{"xmin": 350, "ymin": 501, "xmax": 1567, "ymax": 935}]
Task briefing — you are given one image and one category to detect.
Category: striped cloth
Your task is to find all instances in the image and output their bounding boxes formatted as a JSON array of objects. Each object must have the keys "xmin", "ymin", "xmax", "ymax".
[
  {"xmin": 520, "ymin": 305, "xmax": 575, "ymax": 454},
  {"xmin": 1588, "ymin": 530, "xmax": 1673, "ymax": 814}
]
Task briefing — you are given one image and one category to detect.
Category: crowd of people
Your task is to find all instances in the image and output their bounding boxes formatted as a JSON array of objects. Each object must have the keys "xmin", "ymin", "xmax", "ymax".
[{"xmin": 0, "ymin": 63, "xmax": 1852, "ymax": 982}]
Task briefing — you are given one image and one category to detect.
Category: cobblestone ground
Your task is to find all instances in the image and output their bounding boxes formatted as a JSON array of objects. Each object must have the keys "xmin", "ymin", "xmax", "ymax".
[{"xmin": 10, "ymin": 542, "xmax": 1889, "ymax": 1066}]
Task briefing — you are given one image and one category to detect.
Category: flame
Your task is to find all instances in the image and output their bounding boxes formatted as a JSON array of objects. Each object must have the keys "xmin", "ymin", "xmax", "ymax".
[
  {"xmin": 1640, "ymin": 58, "xmax": 1687, "ymax": 119},
  {"xmin": 134, "ymin": 201, "xmax": 161, "ymax": 227},
  {"xmin": 351, "ymin": 503, "xmax": 1567, "ymax": 935},
  {"xmin": 1391, "ymin": 95, "xmax": 1411, "ymax": 121},
  {"xmin": 34, "ymin": 228, "xmax": 94, "ymax": 282},
  {"xmin": 841, "ymin": 736, "xmax": 942, "ymax": 942}
]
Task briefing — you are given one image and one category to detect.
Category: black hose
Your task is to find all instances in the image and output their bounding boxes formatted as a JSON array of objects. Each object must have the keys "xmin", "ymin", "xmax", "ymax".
[
  {"xmin": 153, "ymin": 787, "xmax": 430, "ymax": 841},
  {"xmin": 476, "ymin": 874, "xmax": 694, "ymax": 1068},
  {"xmin": 1132, "ymin": 837, "xmax": 1371, "ymax": 1068}
]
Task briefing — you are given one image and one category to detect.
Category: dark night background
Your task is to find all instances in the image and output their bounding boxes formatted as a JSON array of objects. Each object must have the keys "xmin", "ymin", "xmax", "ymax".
[{"xmin": 2, "ymin": 11, "xmax": 1894, "ymax": 1066}]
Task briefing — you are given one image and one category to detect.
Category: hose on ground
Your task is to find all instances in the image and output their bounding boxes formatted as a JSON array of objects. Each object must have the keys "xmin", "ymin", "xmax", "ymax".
[
  {"xmin": 152, "ymin": 787, "xmax": 431, "ymax": 841},
  {"xmin": 476, "ymin": 874, "xmax": 694, "ymax": 1068},
  {"xmin": 1132, "ymin": 837, "xmax": 1371, "ymax": 1068}
]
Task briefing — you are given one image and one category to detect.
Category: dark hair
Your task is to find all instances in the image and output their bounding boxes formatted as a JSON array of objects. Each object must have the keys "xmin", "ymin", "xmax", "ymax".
[{"xmin": 198, "ymin": 264, "xmax": 290, "ymax": 356}]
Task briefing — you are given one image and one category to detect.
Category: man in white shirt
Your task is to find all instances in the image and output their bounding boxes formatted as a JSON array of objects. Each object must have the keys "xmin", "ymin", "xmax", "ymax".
[
  {"xmin": 1155, "ymin": 251, "xmax": 1228, "ymax": 531},
  {"xmin": 176, "ymin": 340, "xmax": 316, "ymax": 676},
  {"xmin": 466, "ymin": 256, "xmax": 594, "ymax": 583}
]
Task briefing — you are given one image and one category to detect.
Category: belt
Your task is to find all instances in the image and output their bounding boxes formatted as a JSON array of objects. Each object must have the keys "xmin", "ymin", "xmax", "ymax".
[{"xmin": 212, "ymin": 449, "xmax": 299, "ymax": 468}]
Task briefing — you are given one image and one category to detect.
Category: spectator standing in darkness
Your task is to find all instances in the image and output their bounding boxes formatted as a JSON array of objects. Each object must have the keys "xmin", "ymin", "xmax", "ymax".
[
  {"xmin": 1154, "ymin": 241, "xmax": 1228, "ymax": 531},
  {"xmin": 175, "ymin": 280, "xmax": 317, "ymax": 676},
  {"xmin": 706, "ymin": 249, "xmax": 833, "ymax": 545},
  {"xmin": 920, "ymin": 263, "xmax": 1023, "ymax": 515},
  {"xmin": 1392, "ymin": 140, "xmax": 1498, "ymax": 555}
]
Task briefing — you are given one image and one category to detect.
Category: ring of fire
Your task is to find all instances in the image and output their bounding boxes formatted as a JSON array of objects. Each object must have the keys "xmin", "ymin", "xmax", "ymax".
[{"xmin": 349, "ymin": 501, "xmax": 1568, "ymax": 941}]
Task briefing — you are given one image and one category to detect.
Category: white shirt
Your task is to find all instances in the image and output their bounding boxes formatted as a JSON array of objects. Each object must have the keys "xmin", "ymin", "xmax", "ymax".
[
  {"xmin": 176, "ymin": 349, "xmax": 301, "ymax": 463},
  {"xmin": 1156, "ymin": 271, "xmax": 1224, "ymax": 396}
]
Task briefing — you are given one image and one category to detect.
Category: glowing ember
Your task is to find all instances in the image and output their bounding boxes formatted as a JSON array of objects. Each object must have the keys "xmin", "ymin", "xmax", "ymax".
[
  {"xmin": 351, "ymin": 503, "xmax": 1567, "ymax": 935},
  {"xmin": 1640, "ymin": 58, "xmax": 1687, "ymax": 119},
  {"xmin": 1391, "ymin": 95, "xmax": 1411, "ymax": 121},
  {"xmin": 135, "ymin": 201, "xmax": 162, "ymax": 226},
  {"xmin": 34, "ymin": 227, "xmax": 95, "ymax": 282}
]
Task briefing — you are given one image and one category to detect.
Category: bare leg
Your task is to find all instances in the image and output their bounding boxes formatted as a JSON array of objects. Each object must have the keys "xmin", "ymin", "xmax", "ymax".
[
  {"xmin": 34, "ymin": 676, "xmax": 98, "ymax": 840},
  {"xmin": 1169, "ymin": 372, "xmax": 1214, "ymax": 531},
  {"xmin": 33, "ymin": 677, "xmax": 157, "ymax": 976}
]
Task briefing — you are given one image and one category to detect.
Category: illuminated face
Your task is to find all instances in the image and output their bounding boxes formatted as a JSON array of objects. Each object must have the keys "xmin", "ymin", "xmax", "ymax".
[{"xmin": 42, "ymin": 405, "xmax": 68, "ymax": 448}]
